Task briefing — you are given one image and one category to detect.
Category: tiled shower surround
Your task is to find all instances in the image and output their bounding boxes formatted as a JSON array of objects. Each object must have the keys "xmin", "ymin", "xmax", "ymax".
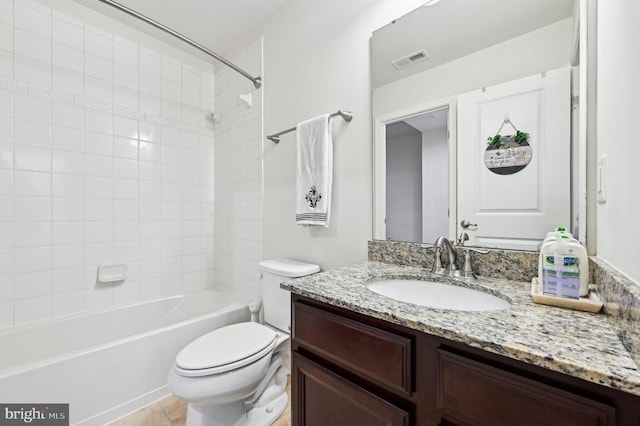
[
  {"xmin": 213, "ymin": 42, "xmax": 263, "ymax": 303},
  {"xmin": 0, "ymin": 0, "xmax": 262, "ymax": 327}
]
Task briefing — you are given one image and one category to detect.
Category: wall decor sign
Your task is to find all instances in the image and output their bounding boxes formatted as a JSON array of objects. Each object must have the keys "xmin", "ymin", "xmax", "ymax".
[{"xmin": 484, "ymin": 116, "xmax": 532, "ymax": 175}]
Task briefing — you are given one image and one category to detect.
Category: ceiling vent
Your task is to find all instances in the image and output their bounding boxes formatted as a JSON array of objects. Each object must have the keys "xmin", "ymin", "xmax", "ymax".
[{"xmin": 391, "ymin": 49, "xmax": 429, "ymax": 70}]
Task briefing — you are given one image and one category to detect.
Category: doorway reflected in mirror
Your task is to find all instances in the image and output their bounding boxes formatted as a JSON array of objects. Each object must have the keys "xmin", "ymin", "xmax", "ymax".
[{"xmin": 385, "ymin": 108, "xmax": 449, "ymax": 243}]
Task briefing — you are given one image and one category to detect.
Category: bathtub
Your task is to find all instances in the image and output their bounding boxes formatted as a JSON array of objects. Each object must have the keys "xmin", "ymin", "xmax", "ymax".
[{"xmin": 0, "ymin": 288, "xmax": 250, "ymax": 425}]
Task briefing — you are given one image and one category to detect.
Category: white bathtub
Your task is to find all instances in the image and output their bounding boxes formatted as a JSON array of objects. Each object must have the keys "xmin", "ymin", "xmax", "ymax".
[{"xmin": 0, "ymin": 288, "xmax": 250, "ymax": 425}]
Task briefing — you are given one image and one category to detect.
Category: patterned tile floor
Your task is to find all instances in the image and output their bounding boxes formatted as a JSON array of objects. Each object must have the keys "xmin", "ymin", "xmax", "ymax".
[{"xmin": 108, "ymin": 376, "xmax": 291, "ymax": 426}]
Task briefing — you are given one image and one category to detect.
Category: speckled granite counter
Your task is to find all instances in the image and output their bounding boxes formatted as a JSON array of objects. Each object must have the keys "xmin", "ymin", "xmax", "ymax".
[{"xmin": 281, "ymin": 261, "xmax": 640, "ymax": 396}]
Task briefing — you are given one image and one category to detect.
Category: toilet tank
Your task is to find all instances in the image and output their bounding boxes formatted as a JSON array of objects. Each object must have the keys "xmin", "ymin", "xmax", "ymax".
[{"xmin": 258, "ymin": 259, "xmax": 320, "ymax": 332}]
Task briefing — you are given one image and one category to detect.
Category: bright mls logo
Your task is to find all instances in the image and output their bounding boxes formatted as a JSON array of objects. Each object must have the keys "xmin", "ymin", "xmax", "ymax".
[{"xmin": 1, "ymin": 404, "xmax": 68, "ymax": 425}]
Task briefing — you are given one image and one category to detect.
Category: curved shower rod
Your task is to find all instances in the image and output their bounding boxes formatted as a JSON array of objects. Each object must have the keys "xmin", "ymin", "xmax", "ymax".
[{"xmin": 96, "ymin": 0, "xmax": 262, "ymax": 89}]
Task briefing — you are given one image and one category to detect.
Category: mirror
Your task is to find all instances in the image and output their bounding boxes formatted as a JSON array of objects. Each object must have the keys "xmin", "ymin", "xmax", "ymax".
[
  {"xmin": 385, "ymin": 107, "xmax": 449, "ymax": 243},
  {"xmin": 372, "ymin": 0, "xmax": 585, "ymax": 250}
]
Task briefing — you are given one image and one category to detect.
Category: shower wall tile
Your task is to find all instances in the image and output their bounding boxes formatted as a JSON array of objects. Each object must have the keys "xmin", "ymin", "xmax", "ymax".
[
  {"xmin": 214, "ymin": 38, "xmax": 263, "ymax": 301},
  {"xmin": 15, "ymin": 0, "xmax": 48, "ymax": 15},
  {"xmin": 14, "ymin": 197, "xmax": 47, "ymax": 221},
  {"xmin": 0, "ymin": 111, "xmax": 12, "ymax": 139},
  {"xmin": 0, "ymin": 170, "xmax": 13, "ymax": 195},
  {"xmin": 52, "ymin": 43, "xmax": 84, "ymax": 74},
  {"xmin": 114, "ymin": 41, "xmax": 138, "ymax": 69},
  {"xmin": 14, "ymin": 29, "xmax": 51, "ymax": 63},
  {"xmin": 0, "ymin": 274, "xmax": 13, "ymax": 302},
  {"xmin": 14, "ymin": 294, "xmax": 51, "ymax": 325},
  {"xmin": 15, "ymin": 118, "xmax": 50, "ymax": 147},
  {"xmin": 52, "ymin": 290, "xmax": 84, "ymax": 318},
  {"xmin": 14, "ymin": 92, "xmax": 50, "ymax": 122},
  {"xmin": 85, "ymin": 30, "xmax": 113, "ymax": 61},
  {"xmin": 0, "ymin": 1, "xmax": 13, "ymax": 26},
  {"xmin": 0, "ymin": 249, "xmax": 14, "ymax": 275},
  {"xmin": 0, "ymin": 51, "xmax": 12, "ymax": 79},
  {"xmin": 0, "ymin": 144, "xmax": 10, "ymax": 171},
  {"xmin": 0, "ymin": 0, "xmax": 218, "ymax": 328},
  {"xmin": 0, "ymin": 196, "xmax": 13, "ymax": 222},
  {"xmin": 52, "ymin": 16, "xmax": 83, "ymax": 49},
  {"xmin": 52, "ymin": 67, "xmax": 84, "ymax": 95}
]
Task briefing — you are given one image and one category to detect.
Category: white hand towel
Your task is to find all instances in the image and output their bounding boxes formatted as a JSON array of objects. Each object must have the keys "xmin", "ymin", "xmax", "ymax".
[{"xmin": 296, "ymin": 114, "xmax": 332, "ymax": 227}]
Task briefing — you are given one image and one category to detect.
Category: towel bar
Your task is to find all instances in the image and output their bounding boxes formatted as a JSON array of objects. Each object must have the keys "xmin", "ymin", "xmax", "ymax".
[{"xmin": 267, "ymin": 110, "xmax": 353, "ymax": 143}]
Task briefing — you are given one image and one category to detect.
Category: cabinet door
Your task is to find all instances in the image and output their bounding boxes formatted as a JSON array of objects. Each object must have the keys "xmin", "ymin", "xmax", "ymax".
[
  {"xmin": 292, "ymin": 351, "xmax": 411, "ymax": 426},
  {"xmin": 437, "ymin": 349, "xmax": 616, "ymax": 426}
]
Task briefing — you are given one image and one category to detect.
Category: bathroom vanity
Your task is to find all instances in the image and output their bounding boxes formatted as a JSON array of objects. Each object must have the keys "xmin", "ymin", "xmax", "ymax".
[{"xmin": 282, "ymin": 261, "xmax": 640, "ymax": 426}]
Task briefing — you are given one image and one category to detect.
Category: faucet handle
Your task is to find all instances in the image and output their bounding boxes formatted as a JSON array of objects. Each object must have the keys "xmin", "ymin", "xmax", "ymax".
[
  {"xmin": 455, "ymin": 248, "xmax": 489, "ymax": 279},
  {"xmin": 432, "ymin": 246, "xmax": 444, "ymax": 271},
  {"xmin": 455, "ymin": 249, "xmax": 477, "ymax": 279},
  {"xmin": 457, "ymin": 232, "xmax": 469, "ymax": 246},
  {"xmin": 464, "ymin": 247, "xmax": 490, "ymax": 255}
]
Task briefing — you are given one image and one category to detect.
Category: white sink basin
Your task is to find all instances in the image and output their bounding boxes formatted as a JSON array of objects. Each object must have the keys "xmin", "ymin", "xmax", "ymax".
[{"xmin": 366, "ymin": 279, "xmax": 510, "ymax": 311}]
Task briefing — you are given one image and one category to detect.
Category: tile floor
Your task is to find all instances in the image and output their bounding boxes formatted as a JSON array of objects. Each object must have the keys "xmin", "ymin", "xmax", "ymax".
[{"xmin": 108, "ymin": 377, "xmax": 291, "ymax": 426}]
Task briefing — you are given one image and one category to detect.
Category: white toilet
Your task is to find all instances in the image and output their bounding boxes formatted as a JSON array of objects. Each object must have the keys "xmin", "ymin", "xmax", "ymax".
[{"xmin": 167, "ymin": 259, "xmax": 319, "ymax": 426}]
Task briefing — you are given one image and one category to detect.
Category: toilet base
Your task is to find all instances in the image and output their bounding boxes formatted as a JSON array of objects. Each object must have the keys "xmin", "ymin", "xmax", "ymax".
[
  {"xmin": 186, "ymin": 401, "xmax": 245, "ymax": 426},
  {"xmin": 184, "ymin": 390, "xmax": 288, "ymax": 426},
  {"xmin": 247, "ymin": 392, "xmax": 288, "ymax": 426},
  {"xmin": 184, "ymin": 366, "xmax": 289, "ymax": 426}
]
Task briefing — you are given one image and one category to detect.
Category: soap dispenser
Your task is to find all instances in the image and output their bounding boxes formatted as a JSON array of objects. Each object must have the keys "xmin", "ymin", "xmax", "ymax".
[{"xmin": 540, "ymin": 233, "xmax": 588, "ymax": 299}]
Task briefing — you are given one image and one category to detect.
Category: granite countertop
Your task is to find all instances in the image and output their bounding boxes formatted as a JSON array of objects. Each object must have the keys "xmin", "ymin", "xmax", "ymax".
[{"xmin": 281, "ymin": 261, "xmax": 640, "ymax": 396}]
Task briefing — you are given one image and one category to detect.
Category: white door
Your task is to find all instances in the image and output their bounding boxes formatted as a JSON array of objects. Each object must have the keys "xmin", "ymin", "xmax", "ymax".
[{"xmin": 457, "ymin": 68, "xmax": 570, "ymax": 250}]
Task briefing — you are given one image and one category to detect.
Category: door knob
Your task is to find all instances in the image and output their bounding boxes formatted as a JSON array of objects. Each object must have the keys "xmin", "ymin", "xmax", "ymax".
[{"xmin": 460, "ymin": 219, "xmax": 477, "ymax": 229}]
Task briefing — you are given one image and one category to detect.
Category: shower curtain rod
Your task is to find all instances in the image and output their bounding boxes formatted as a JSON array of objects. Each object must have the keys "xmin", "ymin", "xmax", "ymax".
[
  {"xmin": 96, "ymin": 0, "xmax": 262, "ymax": 89},
  {"xmin": 267, "ymin": 110, "xmax": 353, "ymax": 143}
]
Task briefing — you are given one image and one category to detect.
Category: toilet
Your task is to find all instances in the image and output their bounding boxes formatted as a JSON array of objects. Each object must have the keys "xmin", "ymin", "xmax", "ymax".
[{"xmin": 167, "ymin": 259, "xmax": 319, "ymax": 426}]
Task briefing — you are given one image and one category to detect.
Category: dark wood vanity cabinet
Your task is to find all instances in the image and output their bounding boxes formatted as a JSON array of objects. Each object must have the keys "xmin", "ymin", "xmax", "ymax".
[{"xmin": 291, "ymin": 295, "xmax": 640, "ymax": 426}]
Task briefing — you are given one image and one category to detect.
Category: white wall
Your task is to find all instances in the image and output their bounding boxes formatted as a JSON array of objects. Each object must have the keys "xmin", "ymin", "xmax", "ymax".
[
  {"xmin": 373, "ymin": 19, "xmax": 572, "ymax": 118},
  {"xmin": 422, "ymin": 127, "xmax": 448, "ymax": 243},
  {"xmin": 386, "ymin": 130, "xmax": 422, "ymax": 243},
  {"xmin": 0, "ymin": 0, "xmax": 218, "ymax": 327},
  {"xmin": 259, "ymin": 0, "xmax": 426, "ymax": 271},
  {"xmin": 596, "ymin": 1, "xmax": 640, "ymax": 284}
]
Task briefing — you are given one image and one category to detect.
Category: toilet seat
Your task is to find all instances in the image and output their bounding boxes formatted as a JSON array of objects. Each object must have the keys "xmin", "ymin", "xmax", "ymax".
[{"xmin": 175, "ymin": 322, "xmax": 277, "ymax": 378}]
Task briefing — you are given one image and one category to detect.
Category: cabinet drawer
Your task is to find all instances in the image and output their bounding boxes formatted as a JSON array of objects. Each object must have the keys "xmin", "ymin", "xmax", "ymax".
[
  {"xmin": 293, "ymin": 300, "xmax": 413, "ymax": 394},
  {"xmin": 437, "ymin": 349, "xmax": 616, "ymax": 426}
]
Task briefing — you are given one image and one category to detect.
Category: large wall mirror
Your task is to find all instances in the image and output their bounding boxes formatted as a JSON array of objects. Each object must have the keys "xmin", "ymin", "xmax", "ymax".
[{"xmin": 372, "ymin": 0, "xmax": 592, "ymax": 251}]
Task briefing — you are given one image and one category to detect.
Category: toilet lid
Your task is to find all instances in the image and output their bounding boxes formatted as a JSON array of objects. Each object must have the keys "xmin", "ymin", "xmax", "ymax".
[{"xmin": 176, "ymin": 322, "xmax": 276, "ymax": 373}]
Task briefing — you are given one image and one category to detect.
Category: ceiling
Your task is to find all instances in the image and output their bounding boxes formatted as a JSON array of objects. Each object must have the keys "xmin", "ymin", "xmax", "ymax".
[
  {"xmin": 372, "ymin": 0, "xmax": 574, "ymax": 88},
  {"xmin": 75, "ymin": 0, "xmax": 288, "ymax": 57},
  {"xmin": 405, "ymin": 108, "xmax": 448, "ymax": 132},
  {"xmin": 386, "ymin": 108, "xmax": 448, "ymax": 139}
]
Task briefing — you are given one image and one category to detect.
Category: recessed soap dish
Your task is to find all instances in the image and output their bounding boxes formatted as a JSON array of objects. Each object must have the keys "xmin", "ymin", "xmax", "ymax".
[
  {"xmin": 98, "ymin": 263, "xmax": 128, "ymax": 283},
  {"xmin": 531, "ymin": 277, "xmax": 603, "ymax": 313}
]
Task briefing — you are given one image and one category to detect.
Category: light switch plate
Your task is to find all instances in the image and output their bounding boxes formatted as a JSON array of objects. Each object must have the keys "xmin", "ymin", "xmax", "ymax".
[{"xmin": 597, "ymin": 154, "xmax": 607, "ymax": 204}]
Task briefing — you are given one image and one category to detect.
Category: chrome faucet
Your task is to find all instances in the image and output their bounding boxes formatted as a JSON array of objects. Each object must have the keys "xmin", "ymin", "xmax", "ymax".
[
  {"xmin": 432, "ymin": 236, "xmax": 458, "ymax": 275},
  {"xmin": 432, "ymin": 235, "xmax": 490, "ymax": 278}
]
